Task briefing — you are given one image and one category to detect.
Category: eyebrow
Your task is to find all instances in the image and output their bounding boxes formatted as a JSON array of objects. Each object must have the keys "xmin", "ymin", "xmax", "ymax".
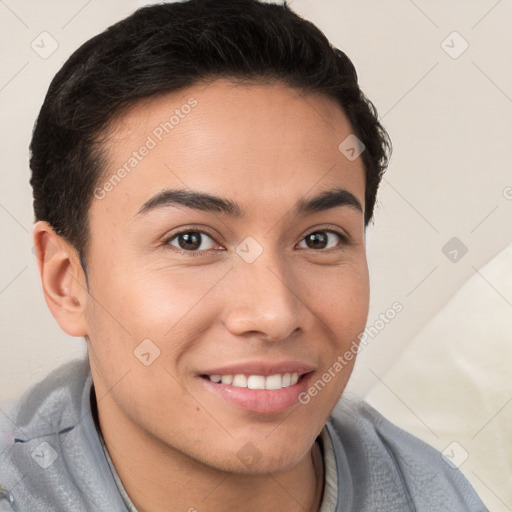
[{"xmin": 136, "ymin": 187, "xmax": 362, "ymax": 218}]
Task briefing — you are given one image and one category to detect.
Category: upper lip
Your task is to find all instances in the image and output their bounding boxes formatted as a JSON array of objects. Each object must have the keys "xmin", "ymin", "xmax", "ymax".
[{"xmin": 200, "ymin": 360, "xmax": 316, "ymax": 377}]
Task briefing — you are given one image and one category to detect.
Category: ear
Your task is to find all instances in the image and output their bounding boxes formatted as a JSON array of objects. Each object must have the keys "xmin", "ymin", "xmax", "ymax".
[{"xmin": 33, "ymin": 221, "xmax": 88, "ymax": 338}]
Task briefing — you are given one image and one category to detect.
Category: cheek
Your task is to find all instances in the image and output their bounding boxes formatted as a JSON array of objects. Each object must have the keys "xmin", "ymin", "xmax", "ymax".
[
  {"xmin": 82, "ymin": 259, "xmax": 230, "ymax": 399},
  {"xmin": 294, "ymin": 260, "xmax": 369, "ymax": 408},
  {"xmin": 86, "ymin": 256, "xmax": 227, "ymax": 336},
  {"xmin": 305, "ymin": 259, "xmax": 370, "ymax": 343}
]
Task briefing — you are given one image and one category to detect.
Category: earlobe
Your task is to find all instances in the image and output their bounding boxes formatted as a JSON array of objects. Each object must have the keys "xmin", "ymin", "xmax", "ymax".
[{"xmin": 33, "ymin": 221, "xmax": 88, "ymax": 337}]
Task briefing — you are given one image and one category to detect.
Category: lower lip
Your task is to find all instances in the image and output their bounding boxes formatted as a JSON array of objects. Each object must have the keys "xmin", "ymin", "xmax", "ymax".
[{"xmin": 199, "ymin": 373, "xmax": 314, "ymax": 414}]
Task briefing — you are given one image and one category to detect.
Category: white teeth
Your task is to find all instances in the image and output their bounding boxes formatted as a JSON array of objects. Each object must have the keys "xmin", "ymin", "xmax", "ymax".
[
  {"xmin": 247, "ymin": 375, "xmax": 266, "ymax": 389},
  {"xmin": 265, "ymin": 374, "xmax": 283, "ymax": 390},
  {"xmin": 207, "ymin": 372, "xmax": 302, "ymax": 390},
  {"xmin": 232, "ymin": 374, "xmax": 248, "ymax": 388},
  {"xmin": 221, "ymin": 375, "xmax": 233, "ymax": 385}
]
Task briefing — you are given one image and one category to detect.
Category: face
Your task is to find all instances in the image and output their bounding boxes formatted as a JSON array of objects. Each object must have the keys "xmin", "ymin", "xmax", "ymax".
[{"xmin": 84, "ymin": 79, "xmax": 369, "ymax": 474}]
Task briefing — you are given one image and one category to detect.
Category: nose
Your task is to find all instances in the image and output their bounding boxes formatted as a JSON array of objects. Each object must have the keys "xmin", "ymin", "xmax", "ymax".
[{"xmin": 222, "ymin": 250, "xmax": 314, "ymax": 342}]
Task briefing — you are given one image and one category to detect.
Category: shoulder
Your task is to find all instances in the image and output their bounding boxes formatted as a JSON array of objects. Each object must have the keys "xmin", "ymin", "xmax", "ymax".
[
  {"xmin": 326, "ymin": 397, "xmax": 488, "ymax": 511},
  {"xmin": 0, "ymin": 358, "xmax": 124, "ymax": 511},
  {"xmin": 8, "ymin": 357, "xmax": 91, "ymax": 436}
]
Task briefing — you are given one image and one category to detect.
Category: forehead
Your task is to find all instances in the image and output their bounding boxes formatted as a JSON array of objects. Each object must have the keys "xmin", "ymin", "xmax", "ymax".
[{"xmin": 91, "ymin": 79, "xmax": 365, "ymax": 223}]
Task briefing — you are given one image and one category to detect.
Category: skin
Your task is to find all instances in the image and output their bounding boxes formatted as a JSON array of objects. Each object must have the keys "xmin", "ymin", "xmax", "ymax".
[{"xmin": 34, "ymin": 79, "xmax": 369, "ymax": 512}]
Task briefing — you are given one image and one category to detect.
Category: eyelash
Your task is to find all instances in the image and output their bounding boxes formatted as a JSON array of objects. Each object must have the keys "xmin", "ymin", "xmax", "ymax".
[{"xmin": 162, "ymin": 225, "xmax": 349, "ymax": 256}]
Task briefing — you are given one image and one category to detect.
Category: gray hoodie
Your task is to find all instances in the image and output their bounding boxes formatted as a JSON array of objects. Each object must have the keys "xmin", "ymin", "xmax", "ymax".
[{"xmin": 0, "ymin": 358, "xmax": 487, "ymax": 511}]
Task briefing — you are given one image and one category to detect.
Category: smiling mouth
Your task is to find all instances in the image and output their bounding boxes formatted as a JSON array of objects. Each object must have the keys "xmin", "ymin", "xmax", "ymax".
[{"xmin": 200, "ymin": 372, "xmax": 309, "ymax": 390}]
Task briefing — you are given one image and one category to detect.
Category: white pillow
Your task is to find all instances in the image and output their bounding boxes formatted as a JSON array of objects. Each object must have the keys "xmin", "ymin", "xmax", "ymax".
[{"xmin": 366, "ymin": 243, "xmax": 512, "ymax": 512}]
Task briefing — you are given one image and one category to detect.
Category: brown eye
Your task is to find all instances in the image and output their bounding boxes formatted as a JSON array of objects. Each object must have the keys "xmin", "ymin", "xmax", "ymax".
[
  {"xmin": 167, "ymin": 231, "xmax": 218, "ymax": 252},
  {"xmin": 298, "ymin": 230, "xmax": 344, "ymax": 250}
]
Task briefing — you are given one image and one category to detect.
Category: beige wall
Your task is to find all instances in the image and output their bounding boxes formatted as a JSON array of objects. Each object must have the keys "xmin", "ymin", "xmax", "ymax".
[{"xmin": 1, "ymin": 0, "xmax": 511, "ymax": 401}]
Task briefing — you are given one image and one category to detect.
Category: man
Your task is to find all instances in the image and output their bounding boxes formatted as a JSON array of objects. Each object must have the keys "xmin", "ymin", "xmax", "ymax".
[{"xmin": 0, "ymin": 0, "xmax": 486, "ymax": 510}]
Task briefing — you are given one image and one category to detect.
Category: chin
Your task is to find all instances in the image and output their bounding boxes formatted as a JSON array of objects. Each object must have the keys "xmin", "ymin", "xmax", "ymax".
[{"xmin": 205, "ymin": 437, "xmax": 311, "ymax": 475}]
